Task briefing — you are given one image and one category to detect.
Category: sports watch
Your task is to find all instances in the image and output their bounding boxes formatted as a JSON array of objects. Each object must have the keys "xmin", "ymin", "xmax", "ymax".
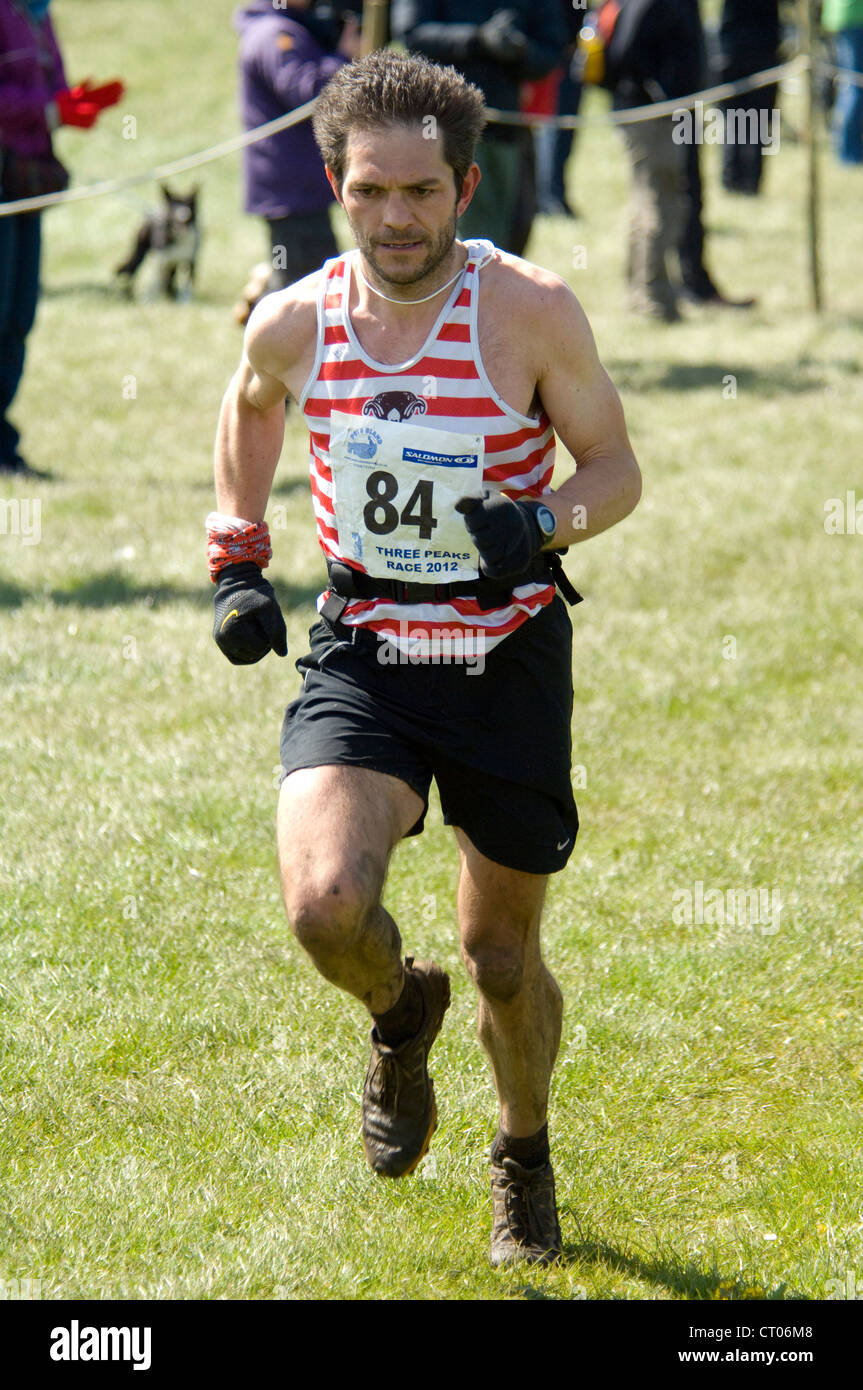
[{"xmin": 532, "ymin": 502, "xmax": 558, "ymax": 545}]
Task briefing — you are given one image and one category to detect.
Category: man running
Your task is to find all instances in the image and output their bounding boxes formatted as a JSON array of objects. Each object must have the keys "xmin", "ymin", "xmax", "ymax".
[{"xmin": 209, "ymin": 50, "xmax": 641, "ymax": 1267}]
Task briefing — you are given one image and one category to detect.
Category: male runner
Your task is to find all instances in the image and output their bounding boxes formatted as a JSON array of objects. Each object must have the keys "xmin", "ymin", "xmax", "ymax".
[{"xmin": 209, "ymin": 50, "xmax": 641, "ymax": 1266}]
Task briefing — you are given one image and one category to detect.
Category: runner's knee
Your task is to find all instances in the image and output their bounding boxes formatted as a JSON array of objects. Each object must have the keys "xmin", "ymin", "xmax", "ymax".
[
  {"xmin": 286, "ymin": 869, "xmax": 381, "ymax": 962},
  {"xmin": 462, "ymin": 933, "xmax": 525, "ymax": 1003}
]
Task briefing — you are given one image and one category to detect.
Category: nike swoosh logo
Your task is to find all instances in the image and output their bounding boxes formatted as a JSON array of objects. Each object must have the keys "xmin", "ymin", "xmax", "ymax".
[
  {"xmin": 556, "ymin": 838, "xmax": 570, "ymax": 852},
  {"xmin": 220, "ymin": 608, "xmax": 239, "ymax": 631}
]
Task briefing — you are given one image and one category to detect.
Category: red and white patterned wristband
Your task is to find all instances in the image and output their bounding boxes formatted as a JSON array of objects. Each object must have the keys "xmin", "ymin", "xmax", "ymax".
[{"xmin": 205, "ymin": 511, "xmax": 272, "ymax": 582}]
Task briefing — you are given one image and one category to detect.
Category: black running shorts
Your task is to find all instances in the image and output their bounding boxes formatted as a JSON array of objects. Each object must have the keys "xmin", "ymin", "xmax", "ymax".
[{"xmin": 279, "ymin": 597, "xmax": 579, "ymax": 875}]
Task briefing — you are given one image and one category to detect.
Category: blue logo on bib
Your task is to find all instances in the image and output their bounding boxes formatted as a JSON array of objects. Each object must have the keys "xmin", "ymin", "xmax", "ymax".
[
  {"xmin": 346, "ymin": 426, "xmax": 382, "ymax": 461},
  {"xmin": 402, "ymin": 447, "xmax": 478, "ymax": 468}
]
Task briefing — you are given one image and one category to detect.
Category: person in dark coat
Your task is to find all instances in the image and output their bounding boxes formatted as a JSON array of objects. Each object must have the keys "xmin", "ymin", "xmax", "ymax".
[
  {"xmin": 532, "ymin": 0, "xmax": 584, "ymax": 217},
  {"xmin": 391, "ymin": 0, "xmax": 567, "ymax": 255},
  {"xmin": 234, "ymin": 0, "xmax": 361, "ymax": 294},
  {"xmin": 670, "ymin": 0, "xmax": 755, "ymax": 307},
  {"xmin": 717, "ymin": 0, "xmax": 780, "ymax": 194}
]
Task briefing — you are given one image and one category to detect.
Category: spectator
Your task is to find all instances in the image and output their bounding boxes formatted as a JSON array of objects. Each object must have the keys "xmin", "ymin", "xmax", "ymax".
[
  {"xmin": 677, "ymin": 0, "xmax": 756, "ymax": 306},
  {"xmin": 233, "ymin": 0, "xmax": 361, "ymax": 297},
  {"xmin": 717, "ymin": 0, "xmax": 780, "ymax": 194},
  {"xmin": 391, "ymin": 0, "xmax": 567, "ymax": 255},
  {"xmin": 534, "ymin": 0, "xmax": 583, "ymax": 218},
  {"xmin": 822, "ymin": 0, "xmax": 863, "ymax": 163},
  {"xmin": 609, "ymin": 0, "xmax": 702, "ymax": 320},
  {"xmin": 0, "ymin": 0, "xmax": 122, "ymax": 476}
]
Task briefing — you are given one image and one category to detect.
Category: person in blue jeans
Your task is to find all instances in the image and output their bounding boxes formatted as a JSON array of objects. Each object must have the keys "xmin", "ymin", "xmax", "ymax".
[
  {"xmin": 0, "ymin": 212, "xmax": 42, "ymax": 475},
  {"xmin": 822, "ymin": 0, "xmax": 863, "ymax": 164},
  {"xmin": 0, "ymin": 0, "xmax": 64, "ymax": 476},
  {"xmin": 534, "ymin": 0, "xmax": 583, "ymax": 218},
  {"xmin": 0, "ymin": 0, "xmax": 122, "ymax": 475}
]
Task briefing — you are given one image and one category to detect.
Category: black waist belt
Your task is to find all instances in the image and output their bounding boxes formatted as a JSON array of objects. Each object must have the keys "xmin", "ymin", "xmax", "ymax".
[{"xmin": 321, "ymin": 552, "xmax": 582, "ymax": 624}]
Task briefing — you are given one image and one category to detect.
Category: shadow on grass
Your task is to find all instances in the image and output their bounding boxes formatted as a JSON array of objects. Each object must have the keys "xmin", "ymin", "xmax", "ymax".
[
  {"xmin": 49, "ymin": 574, "xmax": 209, "ymax": 608},
  {"xmin": 42, "ymin": 282, "xmax": 233, "ymax": 309},
  {"xmin": 271, "ymin": 475, "xmax": 312, "ymax": 499},
  {"xmin": 702, "ymin": 222, "xmax": 748, "ymax": 238},
  {"xmin": 609, "ymin": 360, "xmax": 828, "ymax": 396},
  {"xmin": 514, "ymin": 1237, "xmax": 805, "ymax": 1302},
  {"xmin": 41, "ymin": 281, "xmax": 118, "ymax": 300},
  {"xmin": 0, "ymin": 572, "xmax": 324, "ymax": 610},
  {"xmin": 825, "ymin": 315, "xmax": 863, "ymax": 336},
  {"xmin": 47, "ymin": 571, "xmax": 324, "ymax": 610},
  {"xmin": 186, "ymin": 476, "xmax": 312, "ymax": 499},
  {"xmin": 0, "ymin": 577, "xmax": 27, "ymax": 608}
]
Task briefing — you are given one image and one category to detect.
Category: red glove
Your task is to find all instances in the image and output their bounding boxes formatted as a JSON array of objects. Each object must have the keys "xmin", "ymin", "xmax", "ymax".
[
  {"xmin": 80, "ymin": 79, "xmax": 125, "ymax": 111},
  {"xmin": 56, "ymin": 85, "xmax": 100, "ymax": 128},
  {"xmin": 56, "ymin": 78, "xmax": 124, "ymax": 128}
]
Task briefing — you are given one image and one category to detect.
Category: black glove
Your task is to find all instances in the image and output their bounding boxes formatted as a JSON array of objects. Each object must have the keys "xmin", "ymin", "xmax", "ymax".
[
  {"xmin": 455, "ymin": 490, "xmax": 543, "ymax": 580},
  {"xmin": 475, "ymin": 9, "xmax": 528, "ymax": 65},
  {"xmin": 212, "ymin": 561, "xmax": 287, "ymax": 665}
]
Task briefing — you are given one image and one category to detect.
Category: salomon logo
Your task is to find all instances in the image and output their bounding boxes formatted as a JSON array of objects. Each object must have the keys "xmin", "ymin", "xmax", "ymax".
[{"xmin": 402, "ymin": 448, "xmax": 478, "ymax": 468}]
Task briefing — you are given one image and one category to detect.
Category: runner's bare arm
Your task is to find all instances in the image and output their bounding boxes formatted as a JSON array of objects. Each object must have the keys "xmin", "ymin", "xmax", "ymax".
[
  {"xmin": 528, "ymin": 275, "xmax": 642, "ymax": 547},
  {"xmin": 214, "ymin": 288, "xmax": 316, "ymax": 523}
]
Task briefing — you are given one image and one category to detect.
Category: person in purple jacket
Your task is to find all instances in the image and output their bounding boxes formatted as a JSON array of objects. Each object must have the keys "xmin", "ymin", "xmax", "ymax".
[
  {"xmin": 234, "ymin": 0, "xmax": 361, "ymax": 297},
  {"xmin": 0, "ymin": 0, "xmax": 122, "ymax": 475}
]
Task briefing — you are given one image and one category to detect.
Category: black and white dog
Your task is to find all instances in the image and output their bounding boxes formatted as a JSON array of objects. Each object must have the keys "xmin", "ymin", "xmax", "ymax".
[{"xmin": 116, "ymin": 185, "xmax": 200, "ymax": 300}]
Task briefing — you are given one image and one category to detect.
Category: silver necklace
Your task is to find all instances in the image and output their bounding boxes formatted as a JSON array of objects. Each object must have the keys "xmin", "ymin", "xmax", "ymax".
[{"xmin": 356, "ymin": 259, "xmax": 466, "ymax": 306}]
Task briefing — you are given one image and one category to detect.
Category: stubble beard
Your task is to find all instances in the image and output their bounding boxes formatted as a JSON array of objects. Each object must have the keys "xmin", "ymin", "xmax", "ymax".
[{"xmin": 353, "ymin": 208, "xmax": 460, "ymax": 291}]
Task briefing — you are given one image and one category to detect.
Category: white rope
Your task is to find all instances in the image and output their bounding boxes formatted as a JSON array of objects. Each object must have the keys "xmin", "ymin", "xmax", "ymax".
[
  {"xmin": 818, "ymin": 60, "xmax": 863, "ymax": 90},
  {"xmin": 0, "ymin": 54, "xmax": 822, "ymax": 219},
  {"xmin": 484, "ymin": 57, "xmax": 807, "ymax": 129},
  {"xmin": 0, "ymin": 94, "xmax": 318, "ymax": 217}
]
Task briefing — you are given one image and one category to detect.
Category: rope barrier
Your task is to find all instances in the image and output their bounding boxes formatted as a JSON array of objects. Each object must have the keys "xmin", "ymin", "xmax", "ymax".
[
  {"xmin": 485, "ymin": 57, "xmax": 806, "ymax": 128},
  {"xmin": 0, "ymin": 94, "xmax": 318, "ymax": 217},
  {"xmin": 818, "ymin": 60, "xmax": 863, "ymax": 89},
  {"xmin": 4, "ymin": 51, "xmax": 857, "ymax": 220}
]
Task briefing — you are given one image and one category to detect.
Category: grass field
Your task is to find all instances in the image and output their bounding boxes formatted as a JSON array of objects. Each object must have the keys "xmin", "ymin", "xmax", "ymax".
[{"xmin": 1, "ymin": 1, "xmax": 862, "ymax": 1303}]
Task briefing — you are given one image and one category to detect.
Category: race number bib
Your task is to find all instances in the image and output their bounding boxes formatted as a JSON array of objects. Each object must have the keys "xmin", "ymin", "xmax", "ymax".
[{"xmin": 328, "ymin": 410, "xmax": 484, "ymax": 584}]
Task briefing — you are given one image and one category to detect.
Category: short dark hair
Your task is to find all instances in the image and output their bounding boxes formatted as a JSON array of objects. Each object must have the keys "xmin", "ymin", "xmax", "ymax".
[{"xmin": 312, "ymin": 50, "xmax": 487, "ymax": 198}]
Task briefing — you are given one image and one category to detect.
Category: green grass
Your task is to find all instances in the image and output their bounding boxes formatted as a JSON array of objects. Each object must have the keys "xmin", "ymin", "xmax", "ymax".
[{"xmin": 1, "ymin": 1, "xmax": 862, "ymax": 1301}]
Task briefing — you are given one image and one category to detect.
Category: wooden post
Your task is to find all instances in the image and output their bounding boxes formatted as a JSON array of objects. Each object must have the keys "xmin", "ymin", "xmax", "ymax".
[
  {"xmin": 800, "ymin": 0, "xmax": 823, "ymax": 312},
  {"xmin": 361, "ymin": 0, "xmax": 390, "ymax": 56}
]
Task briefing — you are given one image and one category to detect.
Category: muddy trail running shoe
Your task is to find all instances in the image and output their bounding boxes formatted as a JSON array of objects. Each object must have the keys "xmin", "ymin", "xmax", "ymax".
[
  {"xmin": 361, "ymin": 957, "xmax": 451, "ymax": 1178},
  {"xmin": 490, "ymin": 1156, "xmax": 563, "ymax": 1267}
]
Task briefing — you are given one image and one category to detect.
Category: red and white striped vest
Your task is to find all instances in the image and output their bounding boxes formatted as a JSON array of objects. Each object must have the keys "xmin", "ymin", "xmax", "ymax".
[{"xmin": 299, "ymin": 239, "xmax": 557, "ymax": 653}]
